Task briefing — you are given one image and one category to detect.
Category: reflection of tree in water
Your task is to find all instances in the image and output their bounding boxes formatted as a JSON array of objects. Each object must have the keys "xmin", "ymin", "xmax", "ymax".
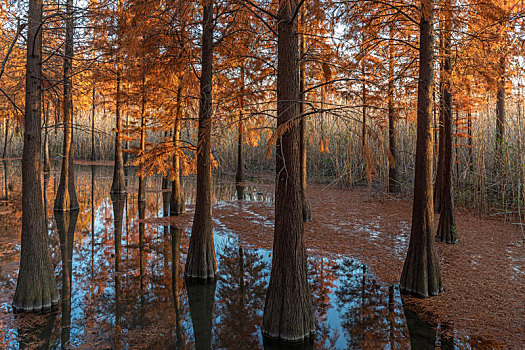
[
  {"xmin": 56, "ymin": 209, "xmax": 79, "ymax": 347},
  {"xmin": 171, "ymin": 225, "xmax": 189, "ymax": 348},
  {"xmin": 403, "ymin": 301, "xmax": 458, "ymax": 350},
  {"xmin": 214, "ymin": 239, "xmax": 269, "ymax": 349},
  {"xmin": 307, "ymin": 256, "xmax": 339, "ymax": 348},
  {"xmin": 187, "ymin": 279, "xmax": 217, "ymax": 350},
  {"xmin": 111, "ymin": 193, "xmax": 126, "ymax": 349},
  {"xmin": 334, "ymin": 258, "xmax": 408, "ymax": 349},
  {"xmin": 15, "ymin": 311, "xmax": 57, "ymax": 350}
]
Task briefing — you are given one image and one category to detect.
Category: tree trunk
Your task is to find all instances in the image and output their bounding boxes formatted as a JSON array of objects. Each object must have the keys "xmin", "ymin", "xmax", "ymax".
[
  {"xmin": 262, "ymin": 0, "xmax": 314, "ymax": 342},
  {"xmin": 496, "ymin": 57, "xmax": 505, "ymax": 153},
  {"xmin": 434, "ymin": 25, "xmax": 446, "ymax": 214},
  {"xmin": 361, "ymin": 62, "xmax": 368, "ymax": 185},
  {"xmin": 13, "ymin": 0, "xmax": 60, "ymax": 312},
  {"xmin": 138, "ymin": 71, "xmax": 146, "ymax": 203},
  {"xmin": 2, "ymin": 118, "xmax": 8, "ymax": 159},
  {"xmin": 111, "ymin": 66, "xmax": 126, "ymax": 193},
  {"xmin": 55, "ymin": 0, "xmax": 78, "ymax": 212},
  {"xmin": 399, "ymin": 0, "xmax": 443, "ymax": 298},
  {"xmin": 387, "ymin": 19, "xmax": 398, "ymax": 193},
  {"xmin": 236, "ymin": 67, "xmax": 245, "ymax": 184},
  {"xmin": 91, "ymin": 85, "xmax": 96, "ymax": 161},
  {"xmin": 436, "ymin": 1, "xmax": 457, "ymax": 244},
  {"xmin": 299, "ymin": 11, "xmax": 311, "ymax": 222},
  {"xmin": 170, "ymin": 76, "xmax": 185, "ymax": 215},
  {"xmin": 56, "ymin": 209, "xmax": 79, "ymax": 347},
  {"xmin": 43, "ymin": 100, "xmax": 51, "ymax": 172},
  {"xmin": 185, "ymin": 0, "xmax": 217, "ymax": 279}
]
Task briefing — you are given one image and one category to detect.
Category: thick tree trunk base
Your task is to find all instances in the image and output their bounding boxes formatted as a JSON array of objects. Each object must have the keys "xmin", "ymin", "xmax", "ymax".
[
  {"xmin": 263, "ymin": 335, "xmax": 315, "ymax": 349},
  {"xmin": 111, "ymin": 166, "xmax": 126, "ymax": 194},
  {"xmin": 400, "ymin": 225, "xmax": 444, "ymax": 298},
  {"xmin": 54, "ymin": 186, "xmax": 79, "ymax": 212},
  {"xmin": 184, "ymin": 234, "xmax": 218, "ymax": 280},
  {"xmin": 436, "ymin": 204, "xmax": 457, "ymax": 244},
  {"xmin": 262, "ymin": 270, "xmax": 315, "ymax": 342},
  {"xmin": 13, "ymin": 277, "xmax": 60, "ymax": 312}
]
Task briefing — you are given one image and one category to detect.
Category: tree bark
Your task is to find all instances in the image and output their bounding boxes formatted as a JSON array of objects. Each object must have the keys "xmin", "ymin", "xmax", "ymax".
[
  {"xmin": 436, "ymin": 0, "xmax": 457, "ymax": 244},
  {"xmin": 262, "ymin": 0, "xmax": 314, "ymax": 342},
  {"xmin": 111, "ymin": 7, "xmax": 126, "ymax": 194},
  {"xmin": 55, "ymin": 0, "xmax": 78, "ymax": 212},
  {"xmin": 185, "ymin": 0, "xmax": 217, "ymax": 279},
  {"xmin": 434, "ymin": 24, "xmax": 446, "ymax": 214},
  {"xmin": 399, "ymin": 0, "xmax": 443, "ymax": 298},
  {"xmin": 496, "ymin": 57, "xmax": 505, "ymax": 153},
  {"xmin": 387, "ymin": 19, "xmax": 398, "ymax": 193},
  {"xmin": 170, "ymin": 76, "xmax": 186, "ymax": 215},
  {"xmin": 91, "ymin": 84, "xmax": 96, "ymax": 161},
  {"xmin": 236, "ymin": 67, "xmax": 245, "ymax": 184},
  {"xmin": 13, "ymin": 0, "xmax": 60, "ymax": 312},
  {"xmin": 111, "ymin": 69, "xmax": 126, "ymax": 193},
  {"xmin": 138, "ymin": 71, "xmax": 146, "ymax": 203},
  {"xmin": 43, "ymin": 100, "xmax": 51, "ymax": 172},
  {"xmin": 299, "ymin": 11, "xmax": 311, "ymax": 222}
]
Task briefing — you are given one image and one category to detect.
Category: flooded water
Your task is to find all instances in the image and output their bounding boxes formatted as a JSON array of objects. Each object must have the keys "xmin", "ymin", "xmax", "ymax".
[{"xmin": 0, "ymin": 163, "xmax": 480, "ymax": 349}]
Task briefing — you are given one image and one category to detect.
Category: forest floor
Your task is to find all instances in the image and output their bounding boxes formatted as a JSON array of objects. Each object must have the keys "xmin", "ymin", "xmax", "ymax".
[
  {"xmin": 1, "ymin": 174, "xmax": 524, "ymax": 348},
  {"xmin": 168, "ymin": 178, "xmax": 525, "ymax": 349}
]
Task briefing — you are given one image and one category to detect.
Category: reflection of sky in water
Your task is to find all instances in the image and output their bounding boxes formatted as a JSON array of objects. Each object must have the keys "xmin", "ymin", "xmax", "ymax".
[{"xmin": 1, "ymin": 164, "xmax": 457, "ymax": 349}]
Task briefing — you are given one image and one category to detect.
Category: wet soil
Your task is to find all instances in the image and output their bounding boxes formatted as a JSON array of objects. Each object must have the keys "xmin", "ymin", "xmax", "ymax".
[{"xmin": 213, "ymin": 182, "xmax": 525, "ymax": 349}]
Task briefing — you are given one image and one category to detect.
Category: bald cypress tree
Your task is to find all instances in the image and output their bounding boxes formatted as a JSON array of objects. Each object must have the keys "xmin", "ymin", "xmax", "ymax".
[
  {"xmin": 55, "ymin": 0, "xmax": 79, "ymax": 211},
  {"xmin": 184, "ymin": 0, "xmax": 218, "ymax": 279},
  {"xmin": 399, "ymin": 0, "xmax": 443, "ymax": 298},
  {"xmin": 13, "ymin": 0, "xmax": 59, "ymax": 312},
  {"xmin": 261, "ymin": 0, "xmax": 314, "ymax": 342}
]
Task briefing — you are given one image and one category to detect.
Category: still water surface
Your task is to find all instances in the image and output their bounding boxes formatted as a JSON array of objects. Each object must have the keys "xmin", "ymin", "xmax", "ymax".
[{"xmin": 0, "ymin": 164, "xmax": 468, "ymax": 349}]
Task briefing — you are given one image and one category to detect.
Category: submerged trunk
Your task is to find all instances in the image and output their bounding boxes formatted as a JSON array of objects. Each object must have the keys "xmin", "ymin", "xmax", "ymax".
[
  {"xmin": 400, "ymin": 0, "xmax": 443, "ymax": 298},
  {"xmin": 13, "ymin": 0, "xmax": 60, "ymax": 312},
  {"xmin": 55, "ymin": 0, "xmax": 78, "ymax": 212},
  {"xmin": 436, "ymin": 1, "xmax": 457, "ymax": 244},
  {"xmin": 262, "ymin": 0, "xmax": 314, "ymax": 342},
  {"xmin": 299, "ymin": 11, "xmax": 311, "ymax": 222},
  {"xmin": 185, "ymin": 0, "xmax": 217, "ymax": 279},
  {"xmin": 170, "ymin": 77, "xmax": 185, "ymax": 215}
]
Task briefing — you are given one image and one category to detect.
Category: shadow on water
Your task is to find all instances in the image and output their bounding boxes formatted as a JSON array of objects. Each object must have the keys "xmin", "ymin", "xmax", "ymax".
[{"xmin": 1, "ymin": 163, "xmax": 493, "ymax": 349}]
